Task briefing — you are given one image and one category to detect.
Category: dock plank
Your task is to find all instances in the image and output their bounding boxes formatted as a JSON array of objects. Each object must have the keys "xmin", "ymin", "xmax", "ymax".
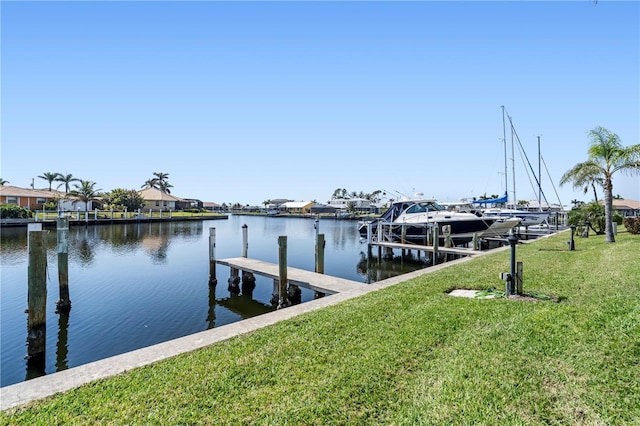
[
  {"xmin": 368, "ymin": 241, "xmax": 479, "ymax": 256},
  {"xmin": 216, "ymin": 257, "xmax": 367, "ymax": 295}
]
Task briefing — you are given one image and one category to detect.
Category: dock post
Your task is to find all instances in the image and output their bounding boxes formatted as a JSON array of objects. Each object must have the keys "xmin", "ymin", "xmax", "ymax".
[
  {"xmin": 242, "ymin": 224, "xmax": 248, "ymax": 258},
  {"xmin": 315, "ymin": 233, "xmax": 325, "ymax": 274},
  {"xmin": 516, "ymin": 261, "xmax": 523, "ymax": 295},
  {"xmin": 56, "ymin": 217, "xmax": 71, "ymax": 312},
  {"xmin": 315, "ymin": 232, "xmax": 326, "ymax": 299},
  {"xmin": 209, "ymin": 228, "xmax": 217, "ymax": 285},
  {"xmin": 472, "ymin": 232, "xmax": 479, "ymax": 251},
  {"xmin": 277, "ymin": 236, "xmax": 289, "ymax": 309},
  {"xmin": 27, "ymin": 227, "xmax": 48, "ymax": 366},
  {"xmin": 432, "ymin": 225, "xmax": 439, "ymax": 265},
  {"xmin": 366, "ymin": 223, "xmax": 373, "ymax": 257},
  {"xmin": 241, "ymin": 271, "xmax": 256, "ymax": 293},
  {"xmin": 228, "ymin": 268, "xmax": 240, "ymax": 294}
]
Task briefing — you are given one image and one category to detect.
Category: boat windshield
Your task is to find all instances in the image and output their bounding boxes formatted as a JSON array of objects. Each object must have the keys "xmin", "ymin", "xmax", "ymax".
[{"xmin": 404, "ymin": 201, "xmax": 445, "ymax": 214}]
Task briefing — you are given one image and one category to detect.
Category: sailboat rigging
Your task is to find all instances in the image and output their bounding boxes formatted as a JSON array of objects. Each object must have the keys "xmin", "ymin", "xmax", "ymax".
[{"xmin": 473, "ymin": 106, "xmax": 551, "ymax": 227}]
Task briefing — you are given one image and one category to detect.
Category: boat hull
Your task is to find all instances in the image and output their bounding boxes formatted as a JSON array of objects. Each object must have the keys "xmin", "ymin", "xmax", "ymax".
[
  {"xmin": 482, "ymin": 209, "xmax": 550, "ymax": 227},
  {"xmin": 359, "ymin": 217, "xmax": 500, "ymax": 245}
]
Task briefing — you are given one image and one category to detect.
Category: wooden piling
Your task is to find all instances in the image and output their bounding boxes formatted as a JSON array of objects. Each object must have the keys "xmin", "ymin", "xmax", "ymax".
[
  {"xmin": 228, "ymin": 267, "xmax": 240, "ymax": 294},
  {"xmin": 277, "ymin": 236, "xmax": 289, "ymax": 309},
  {"xmin": 242, "ymin": 224, "xmax": 248, "ymax": 258},
  {"xmin": 315, "ymin": 233, "xmax": 325, "ymax": 275},
  {"xmin": 56, "ymin": 217, "xmax": 71, "ymax": 312},
  {"xmin": 432, "ymin": 225, "xmax": 439, "ymax": 265},
  {"xmin": 315, "ymin": 233, "xmax": 326, "ymax": 298},
  {"xmin": 27, "ymin": 229, "xmax": 47, "ymax": 362},
  {"xmin": 209, "ymin": 228, "xmax": 217, "ymax": 285}
]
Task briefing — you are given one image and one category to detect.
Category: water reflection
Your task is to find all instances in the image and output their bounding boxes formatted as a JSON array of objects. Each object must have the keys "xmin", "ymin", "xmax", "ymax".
[
  {"xmin": 357, "ymin": 252, "xmax": 430, "ymax": 283},
  {"xmin": 55, "ymin": 311, "xmax": 69, "ymax": 372},
  {"xmin": 1, "ymin": 217, "xmax": 429, "ymax": 388}
]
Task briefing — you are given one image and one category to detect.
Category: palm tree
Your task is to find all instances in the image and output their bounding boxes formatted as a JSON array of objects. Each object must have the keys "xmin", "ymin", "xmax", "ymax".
[
  {"xmin": 56, "ymin": 174, "xmax": 80, "ymax": 193},
  {"xmin": 0, "ymin": 178, "xmax": 9, "ymax": 186},
  {"xmin": 141, "ymin": 178, "xmax": 159, "ymax": 190},
  {"xmin": 560, "ymin": 126, "xmax": 640, "ymax": 243},
  {"xmin": 69, "ymin": 180, "xmax": 102, "ymax": 212},
  {"xmin": 157, "ymin": 181, "xmax": 173, "ymax": 194},
  {"xmin": 38, "ymin": 172, "xmax": 60, "ymax": 191},
  {"xmin": 143, "ymin": 172, "xmax": 172, "ymax": 193},
  {"xmin": 559, "ymin": 163, "xmax": 603, "ymax": 203}
]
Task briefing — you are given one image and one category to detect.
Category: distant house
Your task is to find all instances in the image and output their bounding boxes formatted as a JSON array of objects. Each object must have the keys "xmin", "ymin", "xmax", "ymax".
[
  {"xmin": 279, "ymin": 201, "xmax": 314, "ymax": 214},
  {"xmin": 176, "ymin": 198, "xmax": 203, "ymax": 210},
  {"xmin": 0, "ymin": 185, "xmax": 88, "ymax": 211},
  {"xmin": 203, "ymin": 202, "xmax": 223, "ymax": 212},
  {"xmin": 267, "ymin": 199, "xmax": 293, "ymax": 209},
  {"xmin": 139, "ymin": 188, "xmax": 181, "ymax": 211},
  {"xmin": 605, "ymin": 199, "xmax": 640, "ymax": 218},
  {"xmin": 327, "ymin": 197, "xmax": 374, "ymax": 214},
  {"xmin": 310, "ymin": 203, "xmax": 338, "ymax": 215}
]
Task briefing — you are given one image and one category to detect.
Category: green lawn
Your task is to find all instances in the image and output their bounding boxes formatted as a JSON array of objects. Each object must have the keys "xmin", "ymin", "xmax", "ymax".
[{"xmin": 2, "ymin": 231, "xmax": 639, "ymax": 425}]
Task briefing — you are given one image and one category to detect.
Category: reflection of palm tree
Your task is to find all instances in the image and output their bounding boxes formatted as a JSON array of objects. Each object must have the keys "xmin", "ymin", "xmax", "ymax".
[
  {"xmin": 560, "ymin": 126, "xmax": 640, "ymax": 243},
  {"xmin": 69, "ymin": 180, "xmax": 102, "ymax": 212},
  {"xmin": 38, "ymin": 172, "xmax": 60, "ymax": 191},
  {"xmin": 56, "ymin": 174, "xmax": 80, "ymax": 193}
]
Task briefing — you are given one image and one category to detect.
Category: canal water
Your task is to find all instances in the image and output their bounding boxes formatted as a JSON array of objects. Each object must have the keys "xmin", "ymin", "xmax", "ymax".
[{"xmin": 1, "ymin": 215, "xmax": 429, "ymax": 387}]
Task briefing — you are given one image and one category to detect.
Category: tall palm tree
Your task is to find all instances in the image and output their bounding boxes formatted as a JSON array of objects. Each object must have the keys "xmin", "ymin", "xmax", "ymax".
[
  {"xmin": 157, "ymin": 181, "xmax": 173, "ymax": 194},
  {"xmin": 0, "ymin": 178, "xmax": 9, "ymax": 186},
  {"xmin": 560, "ymin": 126, "xmax": 640, "ymax": 243},
  {"xmin": 56, "ymin": 174, "xmax": 80, "ymax": 193},
  {"xmin": 559, "ymin": 164, "xmax": 604, "ymax": 203},
  {"xmin": 152, "ymin": 172, "xmax": 172, "ymax": 194},
  {"xmin": 38, "ymin": 172, "xmax": 60, "ymax": 191},
  {"xmin": 69, "ymin": 180, "xmax": 102, "ymax": 212},
  {"xmin": 141, "ymin": 178, "xmax": 159, "ymax": 190}
]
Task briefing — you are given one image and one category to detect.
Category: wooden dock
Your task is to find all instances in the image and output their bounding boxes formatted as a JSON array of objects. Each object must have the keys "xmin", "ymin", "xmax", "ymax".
[
  {"xmin": 368, "ymin": 241, "xmax": 480, "ymax": 257},
  {"xmin": 216, "ymin": 257, "xmax": 366, "ymax": 295}
]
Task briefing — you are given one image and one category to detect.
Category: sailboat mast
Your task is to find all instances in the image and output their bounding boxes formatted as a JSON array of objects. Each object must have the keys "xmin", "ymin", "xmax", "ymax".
[
  {"xmin": 510, "ymin": 116, "xmax": 516, "ymax": 210},
  {"xmin": 502, "ymin": 106, "xmax": 508, "ymax": 202},
  {"xmin": 537, "ymin": 135, "xmax": 542, "ymax": 210}
]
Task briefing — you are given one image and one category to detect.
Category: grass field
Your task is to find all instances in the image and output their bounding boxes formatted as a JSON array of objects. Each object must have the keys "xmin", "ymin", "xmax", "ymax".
[{"xmin": 2, "ymin": 230, "xmax": 639, "ymax": 425}]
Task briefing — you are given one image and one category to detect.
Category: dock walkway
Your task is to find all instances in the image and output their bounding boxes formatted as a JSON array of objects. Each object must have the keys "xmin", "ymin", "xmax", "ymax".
[
  {"xmin": 216, "ymin": 257, "xmax": 366, "ymax": 295},
  {"xmin": 367, "ymin": 241, "xmax": 480, "ymax": 257}
]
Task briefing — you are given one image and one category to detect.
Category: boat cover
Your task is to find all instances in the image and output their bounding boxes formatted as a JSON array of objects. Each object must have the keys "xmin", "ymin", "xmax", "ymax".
[{"xmin": 472, "ymin": 192, "xmax": 508, "ymax": 205}]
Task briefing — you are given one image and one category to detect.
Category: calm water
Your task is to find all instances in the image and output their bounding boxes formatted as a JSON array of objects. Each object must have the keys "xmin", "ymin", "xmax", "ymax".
[{"xmin": 1, "ymin": 215, "xmax": 429, "ymax": 387}]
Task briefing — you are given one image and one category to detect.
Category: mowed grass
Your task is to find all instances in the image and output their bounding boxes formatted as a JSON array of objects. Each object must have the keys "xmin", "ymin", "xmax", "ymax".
[{"xmin": 2, "ymin": 231, "xmax": 639, "ymax": 425}]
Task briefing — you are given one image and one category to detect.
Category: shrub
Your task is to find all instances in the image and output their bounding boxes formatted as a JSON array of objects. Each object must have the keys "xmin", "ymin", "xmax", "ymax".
[
  {"xmin": 0, "ymin": 204, "xmax": 34, "ymax": 219},
  {"xmin": 623, "ymin": 217, "xmax": 640, "ymax": 234}
]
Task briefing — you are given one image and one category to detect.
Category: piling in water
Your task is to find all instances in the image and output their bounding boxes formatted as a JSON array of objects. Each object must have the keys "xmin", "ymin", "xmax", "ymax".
[
  {"xmin": 56, "ymin": 217, "xmax": 71, "ymax": 312},
  {"xmin": 27, "ymin": 229, "xmax": 47, "ymax": 363}
]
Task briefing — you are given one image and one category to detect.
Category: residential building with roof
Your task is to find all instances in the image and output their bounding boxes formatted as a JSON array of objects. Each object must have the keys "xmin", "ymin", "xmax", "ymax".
[{"xmin": 138, "ymin": 188, "xmax": 181, "ymax": 211}]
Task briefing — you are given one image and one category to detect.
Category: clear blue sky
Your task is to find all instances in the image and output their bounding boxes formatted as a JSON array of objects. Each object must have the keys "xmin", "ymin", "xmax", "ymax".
[{"xmin": 2, "ymin": 1, "xmax": 638, "ymax": 207}]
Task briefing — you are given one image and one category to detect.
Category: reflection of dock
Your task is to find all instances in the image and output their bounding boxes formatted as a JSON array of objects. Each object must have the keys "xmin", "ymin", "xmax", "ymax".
[
  {"xmin": 216, "ymin": 257, "xmax": 365, "ymax": 295},
  {"xmin": 216, "ymin": 294, "xmax": 274, "ymax": 317}
]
